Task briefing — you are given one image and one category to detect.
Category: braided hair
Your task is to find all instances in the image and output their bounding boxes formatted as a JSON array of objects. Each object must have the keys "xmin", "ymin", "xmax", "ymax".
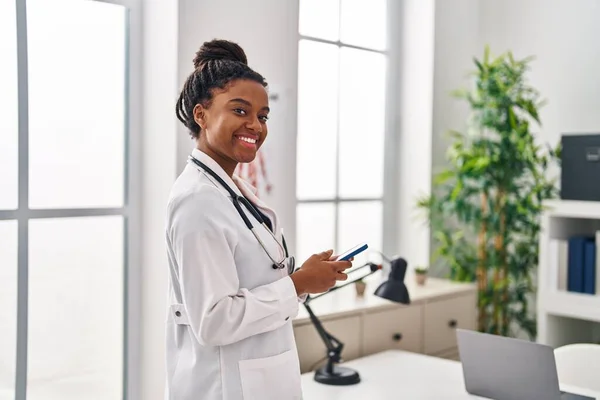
[{"xmin": 176, "ymin": 39, "xmax": 268, "ymax": 139}]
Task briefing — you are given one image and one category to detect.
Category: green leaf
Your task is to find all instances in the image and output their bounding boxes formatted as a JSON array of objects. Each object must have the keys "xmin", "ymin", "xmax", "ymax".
[
  {"xmin": 434, "ymin": 169, "xmax": 456, "ymax": 185},
  {"xmin": 447, "ymin": 130, "xmax": 465, "ymax": 139},
  {"xmin": 451, "ymin": 89, "xmax": 469, "ymax": 99},
  {"xmin": 463, "ymin": 156, "xmax": 490, "ymax": 172},
  {"xmin": 450, "ymin": 179, "xmax": 463, "ymax": 201},
  {"xmin": 474, "ymin": 58, "xmax": 484, "ymax": 72}
]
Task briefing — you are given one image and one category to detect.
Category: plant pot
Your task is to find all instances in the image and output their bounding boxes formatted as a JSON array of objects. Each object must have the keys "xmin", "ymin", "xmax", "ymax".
[
  {"xmin": 355, "ymin": 281, "xmax": 366, "ymax": 296},
  {"xmin": 415, "ymin": 273, "xmax": 427, "ymax": 286}
]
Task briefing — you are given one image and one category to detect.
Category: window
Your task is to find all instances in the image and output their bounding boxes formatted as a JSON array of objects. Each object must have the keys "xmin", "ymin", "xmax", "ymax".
[
  {"xmin": 0, "ymin": 1, "xmax": 19, "ymax": 398},
  {"xmin": 0, "ymin": 1, "xmax": 138, "ymax": 399},
  {"xmin": 296, "ymin": 0, "xmax": 389, "ymax": 266},
  {"xmin": 0, "ymin": 0, "xmax": 18, "ymax": 211}
]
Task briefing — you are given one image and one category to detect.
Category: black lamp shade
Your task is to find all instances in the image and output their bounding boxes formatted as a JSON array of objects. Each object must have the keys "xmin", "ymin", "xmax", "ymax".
[
  {"xmin": 374, "ymin": 257, "xmax": 411, "ymax": 305},
  {"xmin": 374, "ymin": 280, "xmax": 410, "ymax": 304}
]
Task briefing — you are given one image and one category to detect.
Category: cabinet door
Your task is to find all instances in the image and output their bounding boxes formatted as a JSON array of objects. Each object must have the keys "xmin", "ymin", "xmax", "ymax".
[
  {"xmin": 424, "ymin": 293, "xmax": 477, "ymax": 355},
  {"xmin": 362, "ymin": 305, "xmax": 423, "ymax": 356},
  {"xmin": 293, "ymin": 315, "xmax": 361, "ymax": 373}
]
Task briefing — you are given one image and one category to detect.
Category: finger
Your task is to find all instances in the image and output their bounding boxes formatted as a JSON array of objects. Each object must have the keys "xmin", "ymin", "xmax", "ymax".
[
  {"xmin": 318, "ymin": 249, "xmax": 334, "ymax": 260},
  {"xmin": 329, "ymin": 260, "xmax": 353, "ymax": 271},
  {"xmin": 336, "ymin": 272, "xmax": 348, "ymax": 281}
]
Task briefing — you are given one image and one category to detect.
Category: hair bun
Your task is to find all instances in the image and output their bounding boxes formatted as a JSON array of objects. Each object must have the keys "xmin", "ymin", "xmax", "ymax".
[{"xmin": 193, "ymin": 39, "xmax": 248, "ymax": 69}]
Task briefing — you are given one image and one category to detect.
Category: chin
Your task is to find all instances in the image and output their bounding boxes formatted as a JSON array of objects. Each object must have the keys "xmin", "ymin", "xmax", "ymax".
[{"xmin": 235, "ymin": 152, "xmax": 257, "ymax": 164}]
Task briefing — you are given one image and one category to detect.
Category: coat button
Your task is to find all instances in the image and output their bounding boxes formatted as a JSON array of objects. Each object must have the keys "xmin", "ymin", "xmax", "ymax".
[{"xmin": 175, "ymin": 311, "xmax": 181, "ymax": 317}]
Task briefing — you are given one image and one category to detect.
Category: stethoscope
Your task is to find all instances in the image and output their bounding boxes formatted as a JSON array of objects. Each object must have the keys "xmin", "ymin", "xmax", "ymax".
[{"xmin": 189, "ymin": 155, "xmax": 295, "ymax": 275}]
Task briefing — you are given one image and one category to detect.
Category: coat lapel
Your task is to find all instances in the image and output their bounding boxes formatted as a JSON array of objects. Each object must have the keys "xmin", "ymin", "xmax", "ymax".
[{"xmin": 233, "ymin": 175, "xmax": 281, "ymax": 240}]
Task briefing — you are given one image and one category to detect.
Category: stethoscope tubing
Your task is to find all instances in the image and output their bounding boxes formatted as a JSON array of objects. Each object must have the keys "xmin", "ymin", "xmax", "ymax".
[{"xmin": 189, "ymin": 155, "xmax": 290, "ymax": 270}]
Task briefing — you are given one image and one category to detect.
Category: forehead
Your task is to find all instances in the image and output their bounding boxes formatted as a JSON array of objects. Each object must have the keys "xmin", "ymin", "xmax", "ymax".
[{"xmin": 212, "ymin": 79, "xmax": 268, "ymax": 107}]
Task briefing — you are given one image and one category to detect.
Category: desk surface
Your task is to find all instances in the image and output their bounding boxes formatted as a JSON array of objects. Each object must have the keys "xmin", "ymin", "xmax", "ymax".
[{"xmin": 300, "ymin": 350, "xmax": 600, "ymax": 400}]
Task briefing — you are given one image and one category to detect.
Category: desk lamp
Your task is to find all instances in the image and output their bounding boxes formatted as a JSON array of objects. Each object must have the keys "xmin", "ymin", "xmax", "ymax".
[{"xmin": 303, "ymin": 257, "xmax": 411, "ymax": 386}]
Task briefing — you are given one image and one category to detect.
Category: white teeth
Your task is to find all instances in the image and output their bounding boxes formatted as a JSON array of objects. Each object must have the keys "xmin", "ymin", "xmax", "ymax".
[{"xmin": 238, "ymin": 137, "xmax": 256, "ymax": 144}]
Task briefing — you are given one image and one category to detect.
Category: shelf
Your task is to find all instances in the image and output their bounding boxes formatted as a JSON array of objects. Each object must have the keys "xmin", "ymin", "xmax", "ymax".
[
  {"xmin": 540, "ymin": 289, "xmax": 600, "ymax": 323},
  {"xmin": 544, "ymin": 199, "xmax": 600, "ymax": 219},
  {"xmin": 537, "ymin": 201, "xmax": 600, "ymax": 346}
]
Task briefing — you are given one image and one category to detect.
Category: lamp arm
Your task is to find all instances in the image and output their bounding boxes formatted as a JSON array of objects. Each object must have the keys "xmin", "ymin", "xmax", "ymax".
[
  {"xmin": 303, "ymin": 302, "xmax": 341, "ymax": 354},
  {"xmin": 307, "ymin": 263, "xmax": 380, "ymax": 302},
  {"xmin": 301, "ymin": 262, "xmax": 383, "ymax": 375}
]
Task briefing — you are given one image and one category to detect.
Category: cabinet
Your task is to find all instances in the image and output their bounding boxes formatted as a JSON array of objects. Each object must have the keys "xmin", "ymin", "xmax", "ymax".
[
  {"xmin": 424, "ymin": 292, "xmax": 477, "ymax": 355},
  {"xmin": 292, "ymin": 277, "xmax": 477, "ymax": 373},
  {"xmin": 362, "ymin": 305, "xmax": 423, "ymax": 355}
]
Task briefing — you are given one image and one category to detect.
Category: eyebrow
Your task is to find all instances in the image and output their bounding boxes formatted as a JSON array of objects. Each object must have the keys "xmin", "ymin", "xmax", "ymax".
[{"xmin": 228, "ymin": 98, "xmax": 270, "ymax": 112}]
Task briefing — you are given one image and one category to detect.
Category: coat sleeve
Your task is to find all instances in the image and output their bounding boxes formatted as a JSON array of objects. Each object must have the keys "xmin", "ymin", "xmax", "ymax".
[{"xmin": 168, "ymin": 187, "xmax": 300, "ymax": 347}]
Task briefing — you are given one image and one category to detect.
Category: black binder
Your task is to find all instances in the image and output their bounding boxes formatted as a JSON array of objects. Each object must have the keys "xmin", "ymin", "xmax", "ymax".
[{"xmin": 561, "ymin": 133, "xmax": 600, "ymax": 201}]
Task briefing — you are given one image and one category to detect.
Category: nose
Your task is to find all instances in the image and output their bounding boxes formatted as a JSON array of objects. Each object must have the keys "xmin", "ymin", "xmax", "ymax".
[{"xmin": 246, "ymin": 115, "xmax": 263, "ymax": 133}]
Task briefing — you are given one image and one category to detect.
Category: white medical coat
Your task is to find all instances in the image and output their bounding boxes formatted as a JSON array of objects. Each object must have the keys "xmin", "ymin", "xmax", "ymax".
[{"xmin": 164, "ymin": 149, "xmax": 304, "ymax": 400}]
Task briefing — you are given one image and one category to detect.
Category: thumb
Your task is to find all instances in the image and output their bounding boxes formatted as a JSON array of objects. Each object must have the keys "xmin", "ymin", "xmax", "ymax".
[{"xmin": 318, "ymin": 249, "xmax": 334, "ymax": 260}]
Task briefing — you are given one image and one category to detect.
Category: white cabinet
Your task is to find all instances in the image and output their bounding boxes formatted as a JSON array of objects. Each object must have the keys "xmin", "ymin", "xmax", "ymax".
[
  {"xmin": 424, "ymin": 292, "xmax": 477, "ymax": 355},
  {"xmin": 362, "ymin": 305, "xmax": 423, "ymax": 355},
  {"xmin": 293, "ymin": 277, "xmax": 477, "ymax": 373}
]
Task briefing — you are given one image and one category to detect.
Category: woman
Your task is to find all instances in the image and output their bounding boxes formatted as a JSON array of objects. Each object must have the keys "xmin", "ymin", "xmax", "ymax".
[{"xmin": 165, "ymin": 39, "xmax": 353, "ymax": 400}]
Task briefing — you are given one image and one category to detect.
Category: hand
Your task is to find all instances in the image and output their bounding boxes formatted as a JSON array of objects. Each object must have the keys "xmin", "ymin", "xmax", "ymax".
[{"xmin": 290, "ymin": 249, "xmax": 353, "ymax": 296}]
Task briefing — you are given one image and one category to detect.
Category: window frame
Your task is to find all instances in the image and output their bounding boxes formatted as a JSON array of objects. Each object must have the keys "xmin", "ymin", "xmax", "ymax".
[
  {"xmin": 295, "ymin": 0, "xmax": 400, "ymax": 260},
  {"xmin": 2, "ymin": 0, "xmax": 142, "ymax": 398}
]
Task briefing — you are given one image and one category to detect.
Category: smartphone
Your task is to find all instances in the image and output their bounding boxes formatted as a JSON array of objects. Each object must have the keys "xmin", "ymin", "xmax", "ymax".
[{"xmin": 336, "ymin": 243, "xmax": 368, "ymax": 261}]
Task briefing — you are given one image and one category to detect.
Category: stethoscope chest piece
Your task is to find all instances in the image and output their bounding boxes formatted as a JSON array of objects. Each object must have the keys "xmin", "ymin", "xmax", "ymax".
[{"xmin": 272, "ymin": 256, "xmax": 295, "ymax": 276}]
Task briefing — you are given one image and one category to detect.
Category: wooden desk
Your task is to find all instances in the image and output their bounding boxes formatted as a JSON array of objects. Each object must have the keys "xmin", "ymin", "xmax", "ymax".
[{"xmin": 300, "ymin": 350, "xmax": 600, "ymax": 400}]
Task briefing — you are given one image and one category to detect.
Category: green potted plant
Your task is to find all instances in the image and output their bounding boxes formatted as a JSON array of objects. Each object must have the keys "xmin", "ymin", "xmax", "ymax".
[
  {"xmin": 417, "ymin": 46, "xmax": 560, "ymax": 339},
  {"xmin": 415, "ymin": 266, "xmax": 429, "ymax": 286}
]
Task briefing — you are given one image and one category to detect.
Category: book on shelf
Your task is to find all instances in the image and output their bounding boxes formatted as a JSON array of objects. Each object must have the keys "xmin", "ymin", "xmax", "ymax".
[{"xmin": 549, "ymin": 231, "xmax": 600, "ymax": 295}]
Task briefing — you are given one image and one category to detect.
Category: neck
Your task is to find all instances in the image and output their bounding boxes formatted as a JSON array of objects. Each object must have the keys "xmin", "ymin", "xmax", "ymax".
[{"xmin": 197, "ymin": 142, "xmax": 237, "ymax": 177}]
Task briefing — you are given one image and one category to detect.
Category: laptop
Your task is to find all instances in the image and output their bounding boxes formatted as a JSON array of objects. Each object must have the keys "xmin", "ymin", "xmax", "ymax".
[{"xmin": 456, "ymin": 329, "xmax": 594, "ymax": 400}]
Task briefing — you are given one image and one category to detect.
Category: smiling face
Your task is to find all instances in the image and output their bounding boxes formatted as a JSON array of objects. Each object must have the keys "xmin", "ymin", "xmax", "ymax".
[{"xmin": 193, "ymin": 79, "xmax": 270, "ymax": 176}]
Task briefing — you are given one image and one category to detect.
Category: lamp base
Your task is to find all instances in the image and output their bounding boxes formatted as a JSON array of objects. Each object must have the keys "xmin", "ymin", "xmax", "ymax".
[{"xmin": 314, "ymin": 365, "xmax": 361, "ymax": 386}]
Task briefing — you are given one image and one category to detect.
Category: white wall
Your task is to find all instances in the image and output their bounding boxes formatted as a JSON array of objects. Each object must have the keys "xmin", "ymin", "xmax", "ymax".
[
  {"xmin": 431, "ymin": 0, "xmax": 480, "ymax": 174},
  {"xmin": 140, "ymin": 1, "xmax": 179, "ymax": 399},
  {"xmin": 433, "ymin": 0, "xmax": 600, "ymax": 171},
  {"xmin": 176, "ymin": 0, "xmax": 300, "ymax": 254},
  {"xmin": 479, "ymin": 0, "xmax": 600, "ymax": 151},
  {"xmin": 395, "ymin": 0, "xmax": 436, "ymax": 272}
]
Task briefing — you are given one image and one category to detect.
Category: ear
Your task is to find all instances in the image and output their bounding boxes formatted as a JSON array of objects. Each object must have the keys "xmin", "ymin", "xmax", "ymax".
[{"xmin": 193, "ymin": 104, "xmax": 207, "ymax": 130}]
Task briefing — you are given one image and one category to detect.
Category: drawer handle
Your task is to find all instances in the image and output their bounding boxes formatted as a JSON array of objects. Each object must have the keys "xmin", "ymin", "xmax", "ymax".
[
  {"xmin": 448, "ymin": 319, "xmax": 457, "ymax": 328},
  {"xmin": 392, "ymin": 333, "xmax": 403, "ymax": 342}
]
